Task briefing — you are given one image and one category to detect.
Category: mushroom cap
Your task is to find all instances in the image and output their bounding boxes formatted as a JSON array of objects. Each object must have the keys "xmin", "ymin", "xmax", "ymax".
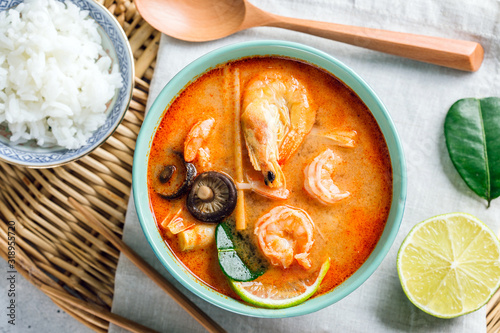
[
  {"xmin": 159, "ymin": 165, "xmax": 176, "ymax": 183},
  {"xmin": 152, "ymin": 152, "xmax": 197, "ymax": 200},
  {"xmin": 186, "ymin": 171, "xmax": 237, "ymax": 223}
]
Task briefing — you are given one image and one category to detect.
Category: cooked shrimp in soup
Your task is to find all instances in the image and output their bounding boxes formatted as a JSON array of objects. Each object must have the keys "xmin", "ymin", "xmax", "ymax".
[
  {"xmin": 255, "ymin": 205, "xmax": 315, "ymax": 270},
  {"xmin": 241, "ymin": 70, "xmax": 315, "ymax": 188},
  {"xmin": 147, "ymin": 56, "xmax": 392, "ymax": 306},
  {"xmin": 304, "ymin": 148, "xmax": 351, "ymax": 205},
  {"xmin": 184, "ymin": 118, "xmax": 215, "ymax": 170}
]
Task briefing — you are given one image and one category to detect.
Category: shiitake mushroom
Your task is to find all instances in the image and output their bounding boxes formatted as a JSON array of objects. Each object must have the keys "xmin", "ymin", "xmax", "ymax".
[
  {"xmin": 186, "ymin": 171, "xmax": 237, "ymax": 223},
  {"xmin": 159, "ymin": 165, "xmax": 176, "ymax": 183},
  {"xmin": 152, "ymin": 152, "xmax": 197, "ymax": 200}
]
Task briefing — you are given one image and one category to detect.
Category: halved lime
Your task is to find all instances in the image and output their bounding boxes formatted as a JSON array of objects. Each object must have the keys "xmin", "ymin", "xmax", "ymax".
[
  {"xmin": 230, "ymin": 258, "xmax": 330, "ymax": 309},
  {"xmin": 397, "ymin": 212, "xmax": 500, "ymax": 318}
]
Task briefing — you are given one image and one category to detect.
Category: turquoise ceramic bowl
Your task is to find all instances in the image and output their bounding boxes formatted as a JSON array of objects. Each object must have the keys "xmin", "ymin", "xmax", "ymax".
[{"xmin": 133, "ymin": 40, "xmax": 406, "ymax": 318}]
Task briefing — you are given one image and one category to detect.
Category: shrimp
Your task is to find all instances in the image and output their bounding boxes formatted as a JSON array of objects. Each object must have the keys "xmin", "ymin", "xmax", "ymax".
[
  {"xmin": 255, "ymin": 205, "xmax": 315, "ymax": 270},
  {"xmin": 241, "ymin": 71, "xmax": 315, "ymax": 188},
  {"xmin": 184, "ymin": 118, "xmax": 215, "ymax": 169},
  {"xmin": 304, "ymin": 149, "xmax": 350, "ymax": 205}
]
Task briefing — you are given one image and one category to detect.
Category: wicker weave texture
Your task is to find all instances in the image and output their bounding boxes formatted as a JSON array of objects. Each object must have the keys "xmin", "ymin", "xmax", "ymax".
[
  {"xmin": 0, "ymin": 1, "xmax": 499, "ymax": 332},
  {"xmin": 0, "ymin": 0, "xmax": 155, "ymax": 331}
]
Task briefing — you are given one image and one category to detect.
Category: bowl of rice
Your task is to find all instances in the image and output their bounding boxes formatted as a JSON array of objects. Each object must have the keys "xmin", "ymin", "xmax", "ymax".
[{"xmin": 0, "ymin": 0, "xmax": 134, "ymax": 167}]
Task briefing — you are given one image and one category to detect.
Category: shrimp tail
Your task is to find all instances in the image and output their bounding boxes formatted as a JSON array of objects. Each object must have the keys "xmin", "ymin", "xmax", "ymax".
[
  {"xmin": 294, "ymin": 253, "xmax": 312, "ymax": 270},
  {"xmin": 279, "ymin": 129, "xmax": 303, "ymax": 165}
]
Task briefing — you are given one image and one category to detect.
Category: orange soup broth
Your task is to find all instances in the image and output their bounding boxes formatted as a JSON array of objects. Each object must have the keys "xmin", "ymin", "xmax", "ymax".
[{"xmin": 147, "ymin": 57, "xmax": 393, "ymax": 301}]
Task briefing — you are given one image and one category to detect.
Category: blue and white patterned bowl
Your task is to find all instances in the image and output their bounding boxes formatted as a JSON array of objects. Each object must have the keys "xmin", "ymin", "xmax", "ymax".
[{"xmin": 0, "ymin": 0, "xmax": 134, "ymax": 168}]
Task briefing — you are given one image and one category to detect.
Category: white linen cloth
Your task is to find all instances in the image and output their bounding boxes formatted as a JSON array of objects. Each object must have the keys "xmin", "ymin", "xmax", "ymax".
[{"xmin": 110, "ymin": 0, "xmax": 500, "ymax": 332}]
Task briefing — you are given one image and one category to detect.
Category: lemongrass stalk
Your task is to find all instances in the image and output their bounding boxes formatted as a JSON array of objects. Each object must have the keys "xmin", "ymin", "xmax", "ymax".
[{"xmin": 232, "ymin": 68, "xmax": 246, "ymax": 230}]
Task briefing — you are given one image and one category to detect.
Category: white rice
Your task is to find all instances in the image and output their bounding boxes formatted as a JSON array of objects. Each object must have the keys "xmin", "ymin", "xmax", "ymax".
[{"xmin": 0, "ymin": 0, "xmax": 123, "ymax": 149}]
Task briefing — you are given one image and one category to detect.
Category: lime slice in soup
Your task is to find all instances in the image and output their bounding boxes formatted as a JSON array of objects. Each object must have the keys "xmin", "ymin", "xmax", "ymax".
[
  {"xmin": 230, "ymin": 258, "xmax": 330, "ymax": 309},
  {"xmin": 397, "ymin": 212, "xmax": 500, "ymax": 318},
  {"xmin": 216, "ymin": 221, "xmax": 267, "ymax": 282}
]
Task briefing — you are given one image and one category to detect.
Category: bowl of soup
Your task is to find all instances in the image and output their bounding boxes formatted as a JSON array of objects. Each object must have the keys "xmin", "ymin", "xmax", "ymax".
[{"xmin": 133, "ymin": 40, "xmax": 406, "ymax": 317}]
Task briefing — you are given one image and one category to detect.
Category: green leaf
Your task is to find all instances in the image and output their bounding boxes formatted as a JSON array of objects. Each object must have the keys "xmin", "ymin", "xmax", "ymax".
[
  {"xmin": 444, "ymin": 97, "xmax": 500, "ymax": 207},
  {"xmin": 216, "ymin": 220, "xmax": 267, "ymax": 282}
]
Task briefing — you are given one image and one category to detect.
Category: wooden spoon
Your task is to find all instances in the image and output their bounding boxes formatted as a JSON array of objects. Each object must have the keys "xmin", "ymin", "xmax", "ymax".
[{"xmin": 134, "ymin": 0, "xmax": 483, "ymax": 72}]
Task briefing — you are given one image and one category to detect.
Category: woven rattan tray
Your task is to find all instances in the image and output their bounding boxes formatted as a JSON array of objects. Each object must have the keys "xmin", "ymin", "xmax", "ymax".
[{"xmin": 0, "ymin": 1, "xmax": 499, "ymax": 332}]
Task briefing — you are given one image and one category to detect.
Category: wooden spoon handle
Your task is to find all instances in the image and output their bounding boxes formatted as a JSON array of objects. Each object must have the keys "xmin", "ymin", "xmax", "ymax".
[{"xmin": 268, "ymin": 16, "xmax": 483, "ymax": 71}]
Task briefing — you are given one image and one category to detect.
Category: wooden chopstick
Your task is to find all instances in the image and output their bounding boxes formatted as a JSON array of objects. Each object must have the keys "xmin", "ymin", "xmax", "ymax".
[
  {"xmin": 0, "ymin": 240, "xmax": 152, "ymax": 333},
  {"xmin": 68, "ymin": 197, "xmax": 226, "ymax": 333},
  {"xmin": 40, "ymin": 284, "xmax": 160, "ymax": 333}
]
